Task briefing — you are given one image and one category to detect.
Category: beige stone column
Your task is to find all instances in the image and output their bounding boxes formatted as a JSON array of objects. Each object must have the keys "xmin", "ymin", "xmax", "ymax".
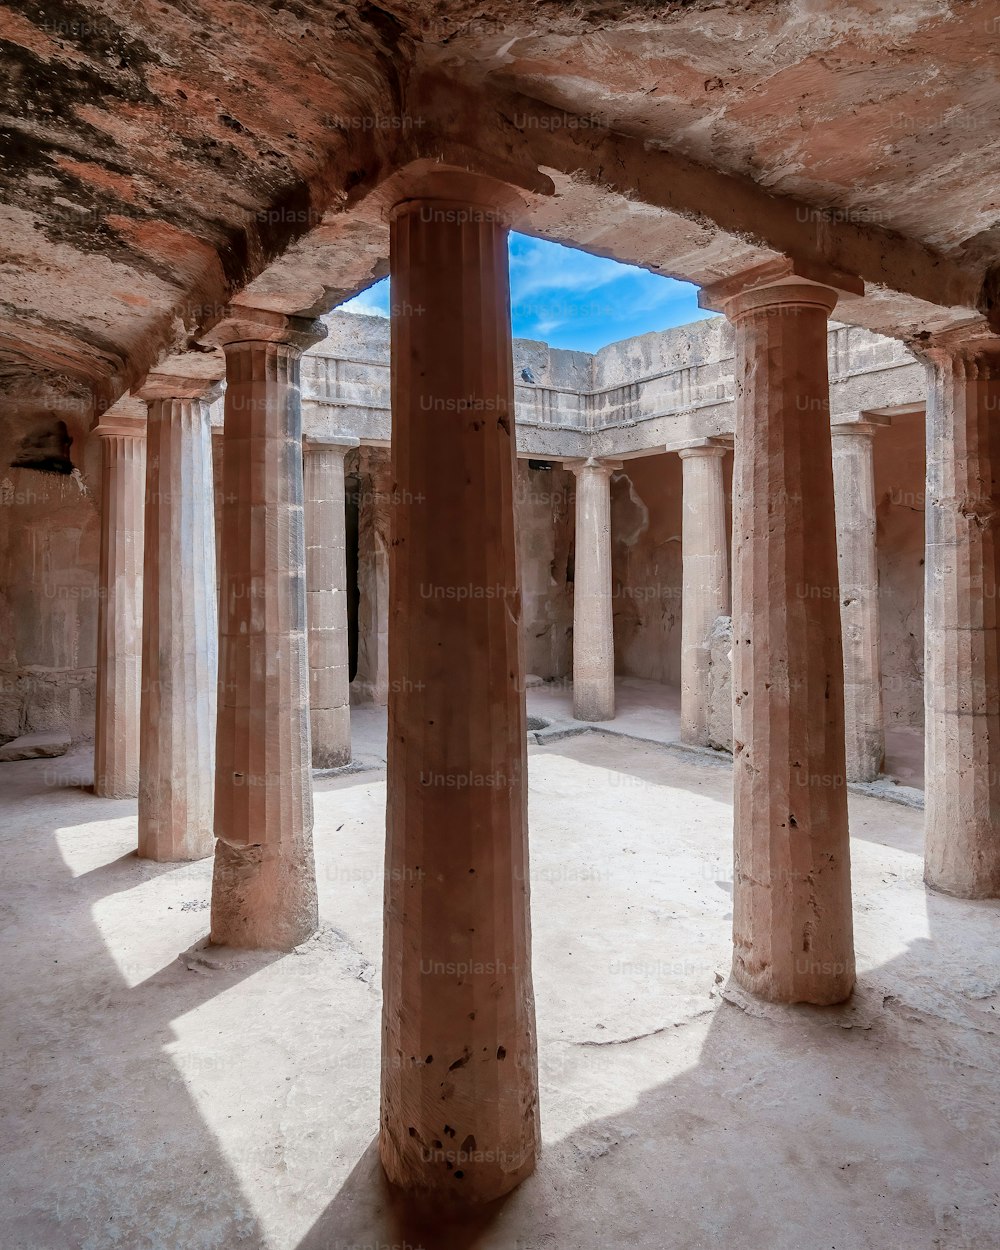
[
  {"xmin": 380, "ymin": 173, "xmax": 539, "ymax": 1203},
  {"xmin": 717, "ymin": 277, "xmax": 855, "ymax": 1005},
  {"xmin": 570, "ymin": 457, "xmax": 620, "ymax": 721},
  {"xmin": 679, "ymin": 442, "xmax": 730, "ymax": 745},
  {"xmin": 831, "ymin": 421, "xmax": 885, "ymax": 782},
  {"xmin": 203, "ymin": 307, "xmax": 325, "ymax": 949},
  {"xmin": 304, "ymin": 437, "xmax": 356, "ymax": 768},
  {"xmin": 921, "ymin": 334, "xmax": 1000, "ymax": 897},
  {"xmin": 93, "ymin": 412, "xmax": 146, "ymax": 798},
  {"xmin": 136, "ymin": 376, "xmax": 221, "ymax": 861},
  {"xmin": 352, "ymin": 445, "xmax": 391, "ymax": 705}
]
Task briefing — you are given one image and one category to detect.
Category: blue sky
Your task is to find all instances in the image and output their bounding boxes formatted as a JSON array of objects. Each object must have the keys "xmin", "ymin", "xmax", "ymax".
[{"xmin": 338, "ymin": 232, "xmax": 715, "ymax": 352}]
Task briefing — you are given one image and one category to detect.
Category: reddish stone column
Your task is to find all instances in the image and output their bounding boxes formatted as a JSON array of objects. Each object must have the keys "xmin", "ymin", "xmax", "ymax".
[
  {"xmin": 136, "ymin": 377, "xmax": 221, "ymax": 861},
  {"xmin": 381, "ymin": 176, "xmax": 539, "ymax": 1203},
  {"xmin": 304, "ymin": 437, "xmax": 356, "ymax": 768},
  {"xmin": 93, "ymin": 412, "xmax": 146, "ymax": 798},
  {"xmin": 921, "ymin": 335, "xmax": 1000, "ymax": 897},
  {"xmin": 679, "ymin": 443, "xmax": 730, "ymax": 746},
  {"xmin": 204, "ymin": 307, "xmax": 325, "ymax": 949},
  {"xmin": 570, "ymin": 457, "xmax": 620, "ymax": 721},
  {"xmin": 722, "ymin": 280, "xmax": 855, "ymax": 1005},
  {"xmin": 831, "ymin": 421, "xmax": 885, "ymax": 782}
]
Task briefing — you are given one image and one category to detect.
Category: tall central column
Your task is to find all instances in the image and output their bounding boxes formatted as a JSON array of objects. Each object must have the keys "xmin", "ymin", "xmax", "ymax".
[
  {"xmin": 304, "ymin": 436, "xmax": 356, "ymax": 768},
  {"xmin": 203, "ymin": 307, "xmax": 325, "ymax": 949},
  {"xmin": 678, "ymin": 442, "xmax": 730, "ymax": 746},
  {"xmin": 136, "ymin": 376, "xmax": 221, "ymax": 861},
  {"xmin": 93, "ymin": 412, "xmax": 146, "ymax": 798},
  {"xmin": 381, "ymin": 173, "xmax": 539, "ymax": 1204},
  {"xmin": 720, "ymin": 278, "xmax": 855, "ymax": 1005},
  {"xmin": 571, "ymin": 457, "xmax": 620, "ymax": 721},
  {"xmin": 921, "ymin": 334, "xmax": 1000, "ymax": 897},
  {"xmin": 831, "ymin": 421, "xmax": 885, "ymax": 782}
]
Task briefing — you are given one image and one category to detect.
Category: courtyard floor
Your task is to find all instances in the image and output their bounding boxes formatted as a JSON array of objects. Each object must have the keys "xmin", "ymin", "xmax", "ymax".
[{"xmin": 3, "ymin": 691, "xmax": 994, "ymax": 1249}]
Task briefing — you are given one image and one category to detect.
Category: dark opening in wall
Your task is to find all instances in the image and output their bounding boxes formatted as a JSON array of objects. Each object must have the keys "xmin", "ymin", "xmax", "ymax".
[{"xmin": 10, "ymin": 420, "xmax": 74, "ymax": 475}]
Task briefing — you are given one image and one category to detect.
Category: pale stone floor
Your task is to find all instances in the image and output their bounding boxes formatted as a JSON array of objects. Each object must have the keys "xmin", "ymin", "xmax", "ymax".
[{"xmin": 4, "ymin": 685, "xmax": 997, "ymax": 1250}]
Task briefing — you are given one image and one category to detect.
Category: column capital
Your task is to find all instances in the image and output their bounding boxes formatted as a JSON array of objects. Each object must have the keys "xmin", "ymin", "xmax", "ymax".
[
  {"xmin": 93, "ymin": 414, "xmax": 146, "ymax": 439},
  {"xmin": 906, "ymin": 319, "xmax": 1000, "ymax": 370},
  {"xmin": 677, "ymin": 440, "xmax": 729, "ymax": 460},
  {"xmin": 200, "ymin": 304, "xmax": 326, "ymax": 353},
  {"xmin": 383, "ymin": 161, "xmax": 527, "ymax": 227},
  {"xmin": 136, "ymin": 352, "xmax": 226, "ymax": 403},
  {"xmin": 566, "ymin": 455, "xmax": 623, "ymax": 477},
  {"xmin": 831, "ymin": 421, "xmax": 885, "ymax": 443},
  {"xmin": 303, "ymin": 434, "xmax": 360, "ymax": 455},
  {"xmin": 699, "ymin": 257, "xmax": 862, "ymax": 320}
]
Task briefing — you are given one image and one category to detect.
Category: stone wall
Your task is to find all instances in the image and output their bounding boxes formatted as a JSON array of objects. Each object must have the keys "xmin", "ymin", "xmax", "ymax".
[
  {"xmin": 874, "ymin": 412, "xmax": 926, "ymax": 728},
  {"xmin": 610, "ymin": 453, "xmax": 683, "ymax": 685},
  {"xmin": 516, "ymin": 462, "xmax": 574, "ymax": 680},
  {"xmin": 0, "ymin": 413, "xmax": 101, "ymax": 742}
]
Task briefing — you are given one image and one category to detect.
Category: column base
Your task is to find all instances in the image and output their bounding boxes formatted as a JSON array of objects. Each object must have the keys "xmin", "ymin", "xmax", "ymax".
[
  {"xmin": 210, "ymin": 838, "xmax": 318, "ymax": 950},
  {"xmin": 572, "ymin": 681, "xmax": 615, "ymax": 722},
  {"xmin": 311, "ymin": 705, "xmax": 352, "ymax": 769},
  {"xmin": 379, "ymin": 1121, "xmax": 537, "ymax": 1207}
]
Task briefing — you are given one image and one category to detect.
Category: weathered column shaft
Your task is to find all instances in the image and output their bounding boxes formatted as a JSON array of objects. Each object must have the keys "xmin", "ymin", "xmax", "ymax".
[
  {"xmin": 726, "ymin": 281, "xmax": 855, "ymax": 1005},
  {"xmin": 923, "ymin": 344, "xmax": 1000, "ymax": 897},
  {"xmin": 572, "ymin": 458, "xmax": 619, "ymax": 721},
  {"xmin": 137, "ymin": 389, "xmax": 219, "ymax": 861},
  {"xmin": 380, "ymin": 180, "xmax": 539, "ymax": 1204},
  {"xmin": 207, "ymin": 309, "xmax": 324, "ymax": 949},
  {"xmin": 679, "ymin": 444, "xmax": 730, "ymax": 745},
  {"xmin": 304, "ymin": 439, "xmax": 354, "ymax": 768},
  {"xmin": 94, "ymin": 418, "xmax": 146, "ymax": 798},
  {"xmin": 353, "ymin": 446, "xmax": 391, "ymax": 705},
  {"xmin": 831, "ymin": 423, "xmax": 884, "ymax": 782}
]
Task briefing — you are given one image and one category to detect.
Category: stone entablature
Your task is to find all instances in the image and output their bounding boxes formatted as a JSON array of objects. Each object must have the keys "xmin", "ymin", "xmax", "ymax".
[{"xmin": 297, "ymin": 311, "xmax": 925, "ymax": 458}]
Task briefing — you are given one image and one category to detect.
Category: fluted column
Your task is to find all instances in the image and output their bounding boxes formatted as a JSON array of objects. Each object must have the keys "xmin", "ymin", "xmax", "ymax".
[
  {"xmin": 679, "ymin": 443, "xmax": 730, "ymax": 745},
  {"xmin": 831, "ymin": 422, "xmax": 884, "ymax": 782},
  {"xmin": 381, "ymin": 173, "xmax": 539, "ymax": 1204},
  {"xmin": 570, "ymin": 457, "xmax": 620, "ymax": 721},
  {"xmin": 921, "ymin": 335, "xmax": 1000, "ymax": 897},
  {"xmin": 304, "ymin": 437, "xmax": 356, "ymax": 768},
  {"xmin": 93, "ymin": 413, "xmax": 146, "ymax": 798},
  {"xmin": 202, "ymin": 307, "xmax": 325, "ymax": 949},
  {"xmin": 353, "ymin": 446, "xmax": 391, "ymax": 705},
  {"xmin": 136, "ymin": 377, "xmax": 221, "ymax": 861},
  {"xmin": 720, "ymin": 278, "xmax": 855, "ymax": 1006}
]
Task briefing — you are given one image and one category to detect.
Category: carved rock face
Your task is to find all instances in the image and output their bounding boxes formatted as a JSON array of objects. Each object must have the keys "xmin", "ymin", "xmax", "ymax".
[{"xmin": 10, "ymin": 420, "xmax": 74, "ymax": 475}]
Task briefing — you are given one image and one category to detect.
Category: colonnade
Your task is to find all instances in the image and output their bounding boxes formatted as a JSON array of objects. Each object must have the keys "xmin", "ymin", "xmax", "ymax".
[{"xmin": 89, "ymin": 169, "xmax": 1000, "ymax": 1201}]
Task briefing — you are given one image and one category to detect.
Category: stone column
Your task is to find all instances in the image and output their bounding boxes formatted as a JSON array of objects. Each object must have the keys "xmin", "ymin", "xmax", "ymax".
[
  {"xmin": 352, "ymin": 445, "xmax": 391, "ymax": 705},
  {"xmin": 720, "ymin": 278, "xmax": 855, "ymax": 1005},
  {"xmin": 93, "ymin": 412, "xmax": 146, "ymax": 798},
  {"xmin": 570, "ymin": 457, "xmax": 620, "ymax": 721},
  {"xmin": 380, "ymin": 173, "xmax": 539, "ymax": 1204},
  {"xmin": 211, "ymin": 426, "xmax": 225, "ymax": 597},
  {"xmin": 304, "ymin": 437, "xmax": 356, "ymax": 768},
  {"xmin": 678, "ymin": 442, "xmax": 730, "ymax": 745},
  {"xmin": 203, "ymin": 307, "xmax": 325, "ymax": 949},
  {"xmin": 921, "ymin": 334, "xmax": 1000, "ymax": 897},
  {"xmin": 831, "ymin": 422, "xmax": 885, "ymax": 782},
  {"xmin": 136, "ymin": 376, "xmax": 221, "ymax": 861}
]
